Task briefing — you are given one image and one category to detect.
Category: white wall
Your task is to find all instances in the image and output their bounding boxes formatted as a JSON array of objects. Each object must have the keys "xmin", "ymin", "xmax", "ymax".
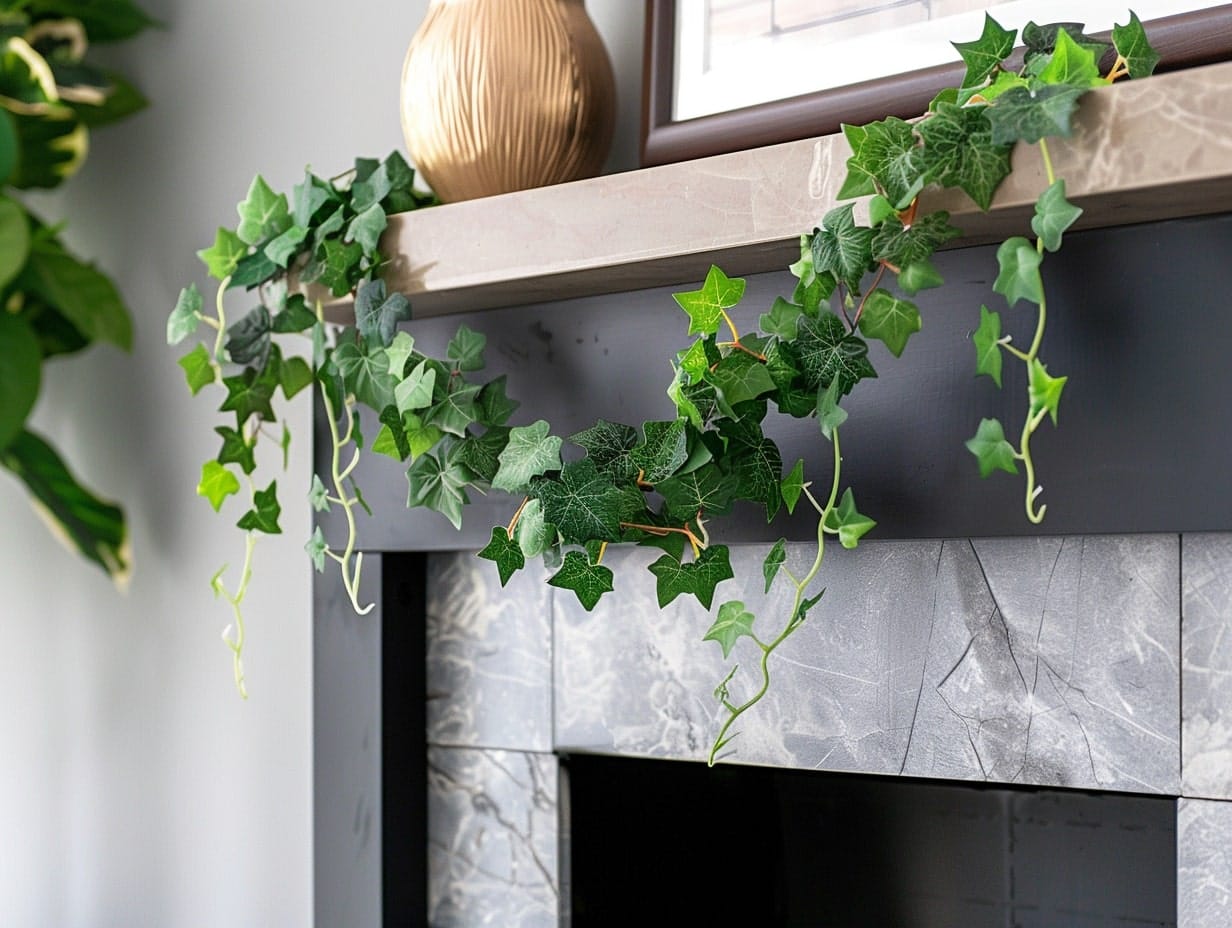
[{"xmin": 0, "ymin": 2, "xmax": 643, "ymax": 925}]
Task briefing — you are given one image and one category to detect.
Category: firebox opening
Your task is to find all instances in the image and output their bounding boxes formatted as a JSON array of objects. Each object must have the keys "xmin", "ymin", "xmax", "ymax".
[{"xmin": 560, "ymin": 753, "xmax": 1176, "ymax": 927}]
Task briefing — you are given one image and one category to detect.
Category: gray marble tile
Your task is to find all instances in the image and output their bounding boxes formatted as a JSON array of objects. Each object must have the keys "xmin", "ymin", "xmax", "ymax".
[
  {"xmin": 427, "ymin": 746, "xmax": 559, "ymax": 928},
  {"xmin": 1178, "ymin": 798, "xmax": 1232, "ymax": 927},
  {"xmin": 554, "ymin": 535, "xmax": 1180, "ymax": 793},
  {"xmin": 426, "ymin": 553, "xmax": 553, "ymax": 752},
  {"xmin": 1183, "ymin": 533, "xmax": 1232, "ymax": 799}
]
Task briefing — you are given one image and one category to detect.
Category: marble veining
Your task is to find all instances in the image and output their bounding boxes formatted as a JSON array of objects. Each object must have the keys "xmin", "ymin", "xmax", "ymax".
[
  {"xmin": 427, "ymin": 747, "xmax": 558, "ymax": 928},
  {"xmin": 555, "ymin": 535, "xmax": 1180, "ymax": 792},
  {"xmin": 1183, "ymin": 533, "xmax": 1232, "ymax": 799}
]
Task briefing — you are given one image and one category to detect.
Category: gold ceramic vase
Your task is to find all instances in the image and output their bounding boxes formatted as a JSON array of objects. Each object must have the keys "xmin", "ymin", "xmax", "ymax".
[{"xmin": 399, "ymin": 0, "xmax": 617, "ymax": 204}]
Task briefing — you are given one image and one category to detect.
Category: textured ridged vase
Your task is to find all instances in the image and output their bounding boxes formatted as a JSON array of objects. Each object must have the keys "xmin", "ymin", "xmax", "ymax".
[{"xmin": 399, "ymin": 0, "xmax": 617, "ymax": 204}]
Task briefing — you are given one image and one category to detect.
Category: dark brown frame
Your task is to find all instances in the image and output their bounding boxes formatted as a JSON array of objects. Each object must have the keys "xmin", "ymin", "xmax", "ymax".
[{"xmin": 641, "ymin": 0, "xmax": 1232, "ymax": 167}]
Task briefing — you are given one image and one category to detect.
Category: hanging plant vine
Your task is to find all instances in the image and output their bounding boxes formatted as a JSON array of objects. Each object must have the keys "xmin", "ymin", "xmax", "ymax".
[{"xmin": 169, "ymin": 13, "xmax": 1159, "ymax": 758}]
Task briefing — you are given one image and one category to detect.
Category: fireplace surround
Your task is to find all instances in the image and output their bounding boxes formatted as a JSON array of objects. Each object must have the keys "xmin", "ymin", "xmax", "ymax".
[{"xmin": 311, "ymin": 60, "xmax": 1232, "ymax": 927}]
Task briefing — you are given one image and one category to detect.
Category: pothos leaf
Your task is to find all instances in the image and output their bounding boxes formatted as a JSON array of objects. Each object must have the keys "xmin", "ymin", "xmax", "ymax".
[
  {"xmin": 703, "ymin": 600, "xmax": 757, "ymax": 659},
  {"xmin": 547, "ymin": 550, "xmax": 614, "ymax": 611},
  {"xmin": 236, "ymin": 480, "xmax": 282, "ymax": 534},
  {"xmin": 972, "ymin": 305, "xmax": 1003, "ymax": 387},
  {"xmin": 673, "ymin": 265, "xmax": 745, "ymax": 336},
  {"xmin": 477, "ymin": 526, "xmax": 525, "ymax": 587},
  {"xmin": 647, "ymin": 544, "xmax": 734, "ymax": 610},
  {"xmin": 966, "ymin": 417, "xmax": 1019, "ymax": 476}
]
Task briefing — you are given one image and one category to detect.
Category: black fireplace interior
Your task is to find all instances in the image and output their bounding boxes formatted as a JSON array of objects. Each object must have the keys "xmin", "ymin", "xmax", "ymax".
[{"xmin": 561, "ymin": 753, "xmax": 1176, "ymax": 927}]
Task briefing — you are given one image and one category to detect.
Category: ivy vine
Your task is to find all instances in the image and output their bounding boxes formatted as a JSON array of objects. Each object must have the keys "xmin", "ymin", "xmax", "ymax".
[{"xmin": 169, "ymin": 13, "xmax": 1158, "ymax": 759}]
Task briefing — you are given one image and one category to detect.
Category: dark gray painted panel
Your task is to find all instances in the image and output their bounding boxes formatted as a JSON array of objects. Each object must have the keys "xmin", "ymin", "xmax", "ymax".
[{"xmin": 316, "ymin": 213, "xmax": 1232, "ymax": 551}]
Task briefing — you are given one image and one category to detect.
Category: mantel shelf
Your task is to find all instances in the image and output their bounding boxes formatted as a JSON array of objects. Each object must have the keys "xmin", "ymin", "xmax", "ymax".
[{"xmin": 334, "ymin": 59, "xmax": 1232, "ymax": 321}]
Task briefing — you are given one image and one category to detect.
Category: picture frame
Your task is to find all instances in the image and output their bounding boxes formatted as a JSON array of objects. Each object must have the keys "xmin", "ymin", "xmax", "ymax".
[{"xmin": 640, "ymin": 0, "xmax": 1232, "ymax": 167}]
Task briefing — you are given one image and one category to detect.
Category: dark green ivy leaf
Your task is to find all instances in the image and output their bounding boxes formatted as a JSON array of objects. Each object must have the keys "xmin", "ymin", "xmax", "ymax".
[
  {"xmin": 406, "ymin": 450, "xmax": 471, "ymax": 530},
  {"xmin": 531, "ymin": 458, "xmax": 625, "ymax": 544},
  {"xmin": 315, "ymin": 239, "xmax": 364, "ymax": 298},
  {"xmin": 916, "ymin": 102, "xmax": 1012, "ymax": 210},
  {"xmin": 224, "ymin": 305, "xmax": 272, "ymax": 368},
  {"xmin": 794, "ymin": 312, "xmax": 877, "ymax": 396},
  {"xmin": 987, "ymin": 84, "xmax": 1087, "ymax": 145},
  {"xmin": 810, "ymin": 203, "xmax": 874, "ymax": 294},
  {"xmin": 476, "ymin": 375, "xmax": 520, "ymax": 426},
  {"xmin": 760, "ymin": 296, "xmax": 805, "ymax": 340},
  {"xmin": 292, "ymin": 171, "xmax": 334, "ymax": 228},
  {"xmin": 334, "ymin": 340, "xmax": 396, "ymax": 411},
  {"xmin": 870, "ymin": 211, "xmax": 962, "ymax": 269},
  {"xmin": 1022, "ymin": 21, "xmax": 1109, "ymax": 66},
  {"xmin": 215, "ymin": 425, "xmax": 255, "ymax": 475},
  {"xmin": 447, "ymin": 324, "xmax": 486, "ymax": 371},
  {"xmin": 1112, "ymin": 11, "xmax": 1160, "ymax": 78},
  {"xmin": 220, "ymin": 365, "xmax": 277, "ymax": 425},
  {"xmin": 454, "ymin": 426, "xmax": 510, "ymax": 485},
  {"xmin": 837, "ymin": 116, "xmax": 924, "ymax": 208},
  {"xmin": 426, "ymin": 381, "xmax": 482, "ymax": 437},
  {"xmin": 952, "ymin": 13, "xmax": 1017, "ymax": 87},
  {"xmin": 478, "ymin": 526, "xmax": 525, "ymax": 586},
  {"xmin": 272, "ymin": 294, "xmax": 318, "ymax": 334},
  {"xmin": 570, "ymin": 419, "xmax": 639, "ymax": 480},
  {"xmin": 354, "ymin": 279, "xmax": 411, "ymax": 349},
  {"xmin": 237, "ymin": 480, "xmax": 282, "ymax": 534},
  {"xmin": 647, "ymin": 544, "xmax": 734, "ymax": 610},
  {"xmin": 547, "ymin": 550, "xmax": 614, "ymax": 611},
  {"xmin": 630, "ymin": 419, "xmax": 688, "ymax": 485},
  {"xmin": 657, "ymin": 463, "xmax": 738, "ymax": 523},
  {"xmin": 264, "ymin": 224, "xmax": 309, "ymax": 268},
  {"xmin": 707, "ymin": 351, "xmax": 777, "ymax": 408}
]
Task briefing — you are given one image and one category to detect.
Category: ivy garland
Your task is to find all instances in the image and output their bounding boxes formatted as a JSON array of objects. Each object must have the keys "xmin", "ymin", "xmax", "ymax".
[{"xmin": 169, "ymin": 13, "xmax": 1159, "ymax": 759}]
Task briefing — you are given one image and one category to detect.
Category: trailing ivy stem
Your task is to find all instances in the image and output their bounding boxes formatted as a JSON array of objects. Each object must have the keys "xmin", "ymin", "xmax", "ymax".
[
  {"xmin": 211, "ymin": 277, "xmax": 233, "ymax": 365},
  {"xmin": 707, "ymin": 430, "xmax": 843, "ymax": 766},
  {"xmin": 1039, "ymin": 138, "xmax": 1057, "ymax": 189},
  {"xmin": 506, "ymin": 497, "xmax": 530, "ymax": 535},
  {"xmin": 320, "ymin": 385, "xmax": 374, "ymax": 615},
  {"xmin": 852, "ymin": 264, "xmax": 889, "ymax": 329},
  {"xmin": 219, "ymin": 532, "xmax": 256, "ymax": 699}
]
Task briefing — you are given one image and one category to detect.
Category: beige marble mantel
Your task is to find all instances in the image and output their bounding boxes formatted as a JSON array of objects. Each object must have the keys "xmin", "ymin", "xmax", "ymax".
[{"xmin": 359, "ymin": 59, "xmax": 1232, "ymax": 320}]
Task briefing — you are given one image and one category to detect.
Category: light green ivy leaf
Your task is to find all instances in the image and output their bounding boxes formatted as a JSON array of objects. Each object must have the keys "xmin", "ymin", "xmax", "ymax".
[
  {"xmin": 703, "ymin": 600, "xmax": 758, "ymax": 659},
  {"xmin": 197, "ymin": 460, "xmax": 240, "ymax": 512},
  {"xmin": 966, "ymin": 417, "xmax": 1020, "ymax": 476},
  {"xmin": 972, "ymin": 305, "xmax": 1003, "ymax": 387},
  {"xmin": 993, "ymin": 236, "xmax": 1044, "ymax": 307},
  {"xmin": 1028, "ymin": 358, "xmax": 1067, "ymax": 424},
  {"xmin": 197, "ymin": 226, "xmax": 247, "ymax": 280},
  {"xmin": 1031, "ymin": 179, "xmax": 1083, "ymax": 253},
  {"xmin": 477, "ymin": 525, "xmax": 526, "ymax": 587},
  {"xmin": 493, "ymin": 420, "xmax": 563, "ymax": 493},
  {"xmin": 236, "ymin": 175, "xmax": 291, "ymax": 246},
  {"xmin": 823, "ymin": 488, "xmax": 876, "ymax": 548},
  {"xmin": 857, "ymin": 289, "xmax": 921, "ymax": 358},
  {"xmin": 673, "ymin": 265, "xmax": 745, "ymax": 336}
]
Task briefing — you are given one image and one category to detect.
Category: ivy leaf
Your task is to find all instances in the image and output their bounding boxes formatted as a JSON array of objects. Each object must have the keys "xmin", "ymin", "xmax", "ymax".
[
  {"xmin": 703, "ymin": 600, "xmax": 757, "ymax": 660},
  {"xmin": 346, "ymin": 202, "xmax": 388, "ymax": 255},
  {"xmin": 279, "ymin": 356, "xmax": 313, "ymax": 400},
  {"xmin": 816, "ymin": 376, "xmax": 848, "ymax": 440},
  {"xmin": 493, "ymin": 420, "xmax": 563, "ymax": 493},
  {"xmin": 531, "ymin": 458, "xmax": 625, "ymax": 543},
  {"xmin": 973, "ymin": 305, "xmax": 1004, "ymax": 387},
  {"xmin": 197, "ymin": 460, "xmax": 240, "ymax": 512},
  {"xmin": 292, "ymin": 171, "xmax": 333, "ymax": 227},
  {"xmin": 406, "ymin": 451, "xmax": 471, "ymax": 530},
  {"xmin": 214, "ymin": 425, "xmax": 255, "ymax": 475},
  {"xmin": 403, "ymin": 414, "xmax": 446, "ymax": 461},
  {"xmin": 1028, "ymin": 358, "xmax": 1067, "ymax": 424},
  {"xmin": 870, "ymin": 211, "xmax": 962, "ymax": 269},
  {"xmin": 987, "ymin": 84, "xmax": 1087, "ymax": 145},
  {"xmin": 647, "ymin": 544, "xmax": 734, "ymax": 610},
  {"xmin": 315, "ymin": 239, "xmax": 364, "ymax": 297},
  {"xmin": 823, "ymin": 488, "xmax": 877, "ymax": 549},
  {"xmin": 570, "ymin": 419, "xmax": 638, "ymax": 481},
  {"xmin": 305, "ymin": 526, "xmax": 328, "ymax": 572},
  {"xmin": 630, "ymin": 419, "xmax": 687, "ymax": 484},
  {"xmin": 227, "ymin": 249, "xmax": 278, "ymax": 291},
  {"xmin": 898, "ymin": 259, "xmax": 944, "ymax": 296},
  {"xmin": 718, "ymin": 416, "xmax": 783, "ymax": 519},
  {"xmin": 1033, "ymin": 29, "xmax": 1103, "ymax": 89},
  {"xmin": 264, "ymin": 224, "xmax": 308, "ymax": 268},
  {"xmin": 237, "ymin": 480, "xmax": 282, "ymax": 534},
  {"xmin": 953, "ymin": 13, "xmax": 1017, "ymax": 87},
  {"xmin": 220, "ymin": 366, "xmax": 276, "ymax": 425},
  {"xmin": 966, "ymin": 417, "xmax": 1020, "ymax": 476},
  {"xmin": 1112, "ymin": 11, "xmax": 1160, "ymax": 78},
  {"xmin": 272, "ymin": 294, "xmax": 319, "ymax": 334},
  {"xmin": 454, "ymin": 426, "xmax": 510, "ymax": 484},
  {"xmin": 1023, "ymin": 21, "xmax": 1097, "ymax": 62},
  {"xmin": 857, "ymin": 289, "xmax": 921, "ymax": 358},
  {"xmin": 177, "ymin": 343, "xmax": 215, "ymax": 395},
  {"xmin": 197, "ymin": 227, "xmax": 246, "ymax": 281},
  {"xmin": 236, "ymin": 175, "xmax": 290, "ymax": 246},
  {"xmin": 760, "ymin": 296, "xmax": 804, "ymax": 340},
  {"xmin": 309, "ymin": 474, "xmax": 331, "ymax": 512},
  {"xmin": 426, "ymin": 382, "xmax": 482, "ymax": 437},
  {"xmin": 788, "ymin": 234, "xmax": 836, "ymax": 314},
  {"xmin": 384, "ymin": 331, "xmax": 417, "ymax": 378},
  {"xmin": 166, "ymin": 283, "xmax": 202, "ymax": 345},
  {"xmin": 373, "ymin": 422, "xmax": 409, "ymax": 462},
  {"xmin": 810, "ymin": 203, "xmax": 874, "ymax": 293},
  {"xmin": 511, "ymin": 497, "xmax": 553, "ymax": 558},
  {"xmin": 993, "ymin": 236, "xmax": 1044, "ymax": 307},
  {"xmin": 781, "ymin": 459, "xmax": 806, "ymax": 514},
  {"xmin": 476, "ymin": 375, "xmax": 519, "ymax": 426},
  {"xmin": 837, "ymin": 116, "xmax": 924, "ymax": 207},
  {"xmin": 334, "ymin": 341, "xmax": 396, "ymax": 411},
  {"xmin": 673, "ymin": 265, "xmax": 745, "ymax": 336},
  {"xmin": 224, "ymin": 306, "xmax": 272, "ymax": 368},
  {"xmin": 354, "ymin": 278, "xmax": 411, "ymax": 349},
  {"xmin": 916, "ymin": 102, "xmax": 1012, "ymax": 210},
  {"xmin": 477, "ymin": 526, "xmax": 525, "ymax": 586},
  {"xmin": 547, "ymin": 550, "xmax": 614, "ymax": 611},
  {"xmin": 395, "ymin": 358, "xmax": 437, "ymax": 413},
  {"xmin": 762, "ymin": 539, "xmax": 787, "ymax": 593},
  {"xmin": 447, "ymin": 324, "xmax": 486, "ymax": 371},
  {"xmin": 794, "ymin": 312, "xmax": 877, "ymax": 396},
  {"xmin": 708, "ymin": 351, "xmax": 777, "ymax": 408},
  {"xmin": 657, "ymin": 463, "xmax": 738, "ymax": 523},
  {"xmin": 1031, "ymin": 179, "xmax": 1083, "ymax": 253}
]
